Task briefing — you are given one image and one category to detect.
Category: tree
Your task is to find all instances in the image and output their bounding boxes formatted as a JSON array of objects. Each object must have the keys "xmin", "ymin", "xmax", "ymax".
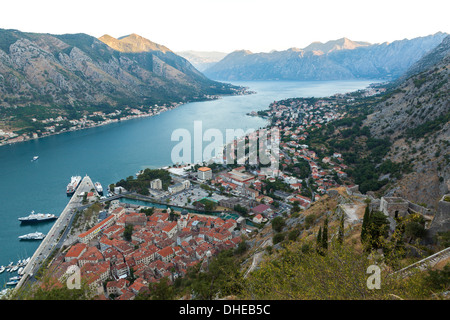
[
  {"xmin": 234, "ymin": 240, "xmax": 248, "ymax": 255},
  {"xmin": 322, "ymin": 215, "xmax": 329, "ymax": 251},
  {"xmin": 123, "ymin": 224, "xmax": 133, "ymax": 241},
  {"xmin": 363, "ymin": 210, "xmax": 389, "ymax": 251},
  {"xmin": 272, "ymin": 216, "xmax": 285, "ymax": 233},
  {"xmin": 305, "ymin": 214, "xmax": 316, "ymax": 229},
  {"xmin": 149, "ymin": 277, "xmax": 175, "ymax": 300},
  {"xmin": 288, "ymin": 229, "xmax": 300, "ymax": 242},
  {"xmin": 178, "ymin": 249, "xmax": 243, "ymax": 300},
  {"xmin": 140, "ymin": 207, "xmax": 154, "ymax": 216},
  {"xmin": 273, "ymin": 233, "xmax": 285, "ymax": 245},
  {"xmin": 403, "ymin": 214, "xmax": 426, "ymax": 242},
  {"xmin": 317, "ymin": 227, "xmax": 322, "ymax": 248},
  {"xmin": 361, "ymin": 205, "xmax": 371, "ymax": 243},
  {"xmin": 337, "ymin": 214, "xmax": 345, "ymax": 245}
]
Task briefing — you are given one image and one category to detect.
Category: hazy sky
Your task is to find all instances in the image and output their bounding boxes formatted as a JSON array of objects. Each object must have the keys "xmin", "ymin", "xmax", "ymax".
[{"xmin": 1, "ymin": 0, "xmax": 449, "ymax": 53}]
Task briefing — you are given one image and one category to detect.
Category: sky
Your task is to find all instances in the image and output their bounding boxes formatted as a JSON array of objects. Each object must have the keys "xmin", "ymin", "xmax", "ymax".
[{"xmin": 1, "ymin": 0, "xmax": 449, "ymax": 53}]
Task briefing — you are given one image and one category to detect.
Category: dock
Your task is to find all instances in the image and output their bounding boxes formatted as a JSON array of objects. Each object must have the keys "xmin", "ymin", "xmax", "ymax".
[{"xmin": 14, "ymin": 175, "xmax": 98, "ymax": 292}]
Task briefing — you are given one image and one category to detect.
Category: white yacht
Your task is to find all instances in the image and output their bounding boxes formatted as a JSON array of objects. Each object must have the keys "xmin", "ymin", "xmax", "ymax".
[{"xmin": 18, "ymin": 232, "xmax": 46, "ymax": 241}]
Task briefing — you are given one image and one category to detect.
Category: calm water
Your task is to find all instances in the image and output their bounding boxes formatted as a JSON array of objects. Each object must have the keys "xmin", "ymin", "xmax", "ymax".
[{"xmin": 0, "ymin": 80, "xmax": 377, "ymax": 285}]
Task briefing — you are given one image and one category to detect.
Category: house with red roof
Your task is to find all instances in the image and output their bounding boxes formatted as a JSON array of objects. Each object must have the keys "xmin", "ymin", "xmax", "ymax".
[
  {"xmin": 78, "ymin": 246, "xmax": 104, "ymax": 267},
  {"xmin": 251, "ymin": 204, "xmax": 272, "ymax": 216},
  {"xmin": 156, "ymin": 246, "xmax": 175, "ymax": 263},
  {"xmin": 162, "ymin": 221, "xmax": 178, "ymax": 238},
  {"xmin": 253, "ymin": 214, "xmax": 264, "ymax": 224},
  {"xmin": 129, "ymin": 277, "xmax": 149, "ymax": 296},
  {"xmin": 106, "ymin": 278, "xmax": 130, "ymax": 297},
  {"xmin": 64, "ymin": 243, "xmax": 88, "ymax": 262}
]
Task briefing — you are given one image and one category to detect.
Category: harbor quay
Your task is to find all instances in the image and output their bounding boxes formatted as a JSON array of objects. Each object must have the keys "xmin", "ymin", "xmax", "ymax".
[{"xmin": 14, "ymin": 175, "xmax": 98, "ymax": 291}]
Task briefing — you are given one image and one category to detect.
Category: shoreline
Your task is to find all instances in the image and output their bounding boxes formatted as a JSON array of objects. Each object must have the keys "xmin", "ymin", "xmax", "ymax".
[
  {"xmin": 0, "ymin": 89, "xmax": 255, "ymax": 149},
  {"xmin": 0, "ymin": 105, "xmax": 178, "ymax": 148}
]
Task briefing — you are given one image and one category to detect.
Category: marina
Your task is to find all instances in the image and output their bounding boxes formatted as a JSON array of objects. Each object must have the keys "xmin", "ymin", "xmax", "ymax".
[{"xmin": 0, "ymin": 258, "xmax": 30, "ymax": 287}]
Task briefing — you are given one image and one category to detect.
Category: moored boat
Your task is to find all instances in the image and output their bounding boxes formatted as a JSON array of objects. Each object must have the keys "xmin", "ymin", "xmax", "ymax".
[
  {"xmin": 66, "ymin": 176, "xmax": 81, "ymax": 196},
  {"xmin": 18, "ymin": 232, "xmax": 46, "ymax": 241},
  {"xmin": 6, "ymin": 279, "xmax": 19, "ymax": 286},
  {"xmin": 94, "ymin": 182, "xmax": 103, "ymax": 196},
  {"xmin": 18, "ymin": 211, "xmax": 58, "ymax": 224}
]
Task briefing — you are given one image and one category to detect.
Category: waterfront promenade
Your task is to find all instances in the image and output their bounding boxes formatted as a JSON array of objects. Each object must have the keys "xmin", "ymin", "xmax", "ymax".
[{"xmin": 14, "ymin": 175, "xmax": 98, "ymax": 292}]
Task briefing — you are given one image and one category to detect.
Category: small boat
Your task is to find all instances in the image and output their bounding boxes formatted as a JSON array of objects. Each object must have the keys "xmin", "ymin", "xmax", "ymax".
[
  {"xmin": 31, "ymin": 156, "xmax": 39, "ymax": 161},
  {"xmin": 6, "ymin": 262, "xmax": 13, "ymax": 272},
  {"xmin": 6, "ymin": 280, "xmax": 19, "ymax": 286},
  {"xmin": 0, "ymin": 289, "xmax": 11, "ymax": 298},
  {"xmin": 0, "ymin": 266, "xmax": 5, "ymax": 273},
  {"xmin": 9, "ymin": 276, "xmax": 21, "ymax": 281}
]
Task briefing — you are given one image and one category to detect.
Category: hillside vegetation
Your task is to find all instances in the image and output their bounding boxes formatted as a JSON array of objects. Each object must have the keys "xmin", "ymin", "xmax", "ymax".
[{"xmin": 0, "ymin": 29, "xmax": 239, "ymax": 132}]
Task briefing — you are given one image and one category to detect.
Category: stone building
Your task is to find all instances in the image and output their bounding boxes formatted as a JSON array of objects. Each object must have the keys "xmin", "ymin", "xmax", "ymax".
[
  {"xmin": 150, "ymin": 179, "xmax": 162, "ymax": 190},
  {"xmin": 379, "ymin": 197, "xmax": 409, "ymax": 219}
]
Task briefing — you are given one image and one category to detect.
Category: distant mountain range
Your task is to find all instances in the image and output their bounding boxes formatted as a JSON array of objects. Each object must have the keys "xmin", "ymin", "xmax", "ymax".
[
  {"xmin": 176, "ymin": 51, "xmax": 228, "ymax": 72},
  {"xmin": 202, "ymin": 33, "xmax": 448, "ymax": 81},
  {"xmin": 0, "ymin": 29, "xmax": 238, "ymax": 129}
]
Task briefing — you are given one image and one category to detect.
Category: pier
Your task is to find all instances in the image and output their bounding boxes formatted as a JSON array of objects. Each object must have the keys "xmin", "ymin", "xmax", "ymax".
[{"xmin": 14, "ymin": 175, "xmax": 98, "ymax": 292}]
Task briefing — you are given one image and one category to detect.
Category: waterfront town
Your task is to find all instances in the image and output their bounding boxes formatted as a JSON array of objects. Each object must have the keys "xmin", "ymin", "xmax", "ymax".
[
  {"xmin": 26, "ymin": 87, "xmax": 387, "ymax": 300},
  {"xmin": 0, "ymin": 88, "xmax": 251, "ymax": 147},
  {"xmin": 0, "ymin": 103, "xmax": 182, "ymax": 146}
]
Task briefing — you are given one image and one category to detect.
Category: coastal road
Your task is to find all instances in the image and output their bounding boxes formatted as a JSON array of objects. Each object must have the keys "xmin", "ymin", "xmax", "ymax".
[{"xmin": 14, "ymin": 175, "xmax": 97, "ymax": 292}]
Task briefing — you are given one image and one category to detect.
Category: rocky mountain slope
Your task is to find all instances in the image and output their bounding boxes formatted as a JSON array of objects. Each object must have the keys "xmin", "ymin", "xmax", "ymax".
[
  {"xmin": 363, "ymin": 35, "xmax": 450, "ymax": 208},
  {"xmin": 0, "ymin": 29, "xmax": 237, "ymax": 128},
  {"xmin": 98, "ymin": 33, "xmax": 171, "ymax": 53},
  {"xmin": 204, "ymin": 33, "xmax": 448, "ymax": 81}
]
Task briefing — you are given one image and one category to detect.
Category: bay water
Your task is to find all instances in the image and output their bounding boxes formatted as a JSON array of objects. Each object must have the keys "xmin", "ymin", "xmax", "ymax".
[{"xmin": 0, "ymin": 80, "xmax": 378, "ymax": 286}]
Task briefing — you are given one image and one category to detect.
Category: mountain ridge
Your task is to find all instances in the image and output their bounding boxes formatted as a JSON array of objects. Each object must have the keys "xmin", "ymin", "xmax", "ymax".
[
  {"xmin": 302, "ymin": 37, "xmax": 371, "ymax": 54},
  {"xmin": 362, "ymin": 35, "xmax": 450, "ymax": 207},
  {"xmin": 98, "ymin": 33, "xmax": 172, "ymax": 53},
  {"xmin": 203, "ymin": 33, "xmax": 448, "ymax": 81},
  {"xmin": 0, "ymin": 29, "xmax": 238, "ymax": 132}
]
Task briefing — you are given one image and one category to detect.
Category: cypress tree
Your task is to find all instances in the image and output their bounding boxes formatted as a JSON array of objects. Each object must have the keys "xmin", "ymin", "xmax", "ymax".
[
  {"xmin": 361, "ymin": 204, "xmax": 370, "ymax": 242},
  {"xmin": 337, "ymin": 214, "xmax": 345, "ymax": 245},
  {"xmin": 317, "ymin": 227, "xmax": 322, "ymax": 248},
  {"xmin": 322, "ymin": 216, "xmax": 328, "ymax": 250}
]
